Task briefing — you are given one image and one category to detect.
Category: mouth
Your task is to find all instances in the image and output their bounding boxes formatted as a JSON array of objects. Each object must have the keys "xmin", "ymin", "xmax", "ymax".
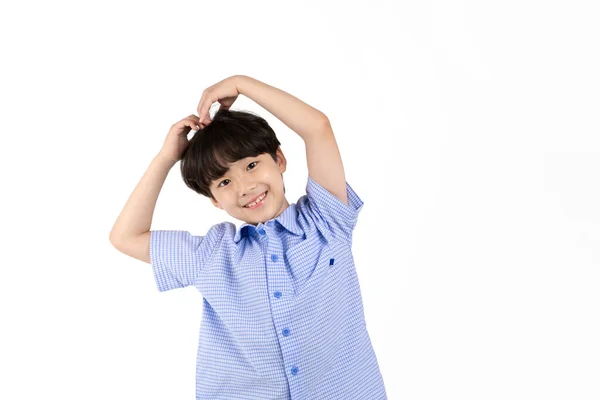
[{"xmin": 243, "ymin": 191, "xmax": 268, "ymax": 209}]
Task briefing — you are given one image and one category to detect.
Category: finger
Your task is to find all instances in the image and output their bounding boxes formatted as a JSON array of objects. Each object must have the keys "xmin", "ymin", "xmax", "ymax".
[
  {"xmin": 203, "ymin": 106, "xmax": 215, "ymax": 125},
  {"xmin": 196, "ymin": 92, "xmax": 207, "ymax": 122},
  {"xmin": 178, "ymin": 118, "xmax": 198, "ymax": 132},
  {"xmin": 197, "ymin": 91, "xmax": 213, "ymax": 124},
  {"xmin": 187, "ymin": 117, "xmax": 201, "ymax": 131},
  {"xmin": 180, "ymin": 115, "xmax": 199, "ymax": 130}
]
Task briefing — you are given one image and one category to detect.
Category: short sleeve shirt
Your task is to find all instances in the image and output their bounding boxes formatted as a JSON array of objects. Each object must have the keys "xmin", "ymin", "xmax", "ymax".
[{"xmin": 150, "ymin": 176, "xmax": 387, "ymax": 399}]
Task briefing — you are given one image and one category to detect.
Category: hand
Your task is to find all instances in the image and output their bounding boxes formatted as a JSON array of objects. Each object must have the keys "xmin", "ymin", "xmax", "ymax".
[
  {"xmin": 158, "ymin": 114, "xmax": 201, "ymax": 163},
  {"xmin": 196, "ymin": 75, "xmax": 240, "ymax": 129}
]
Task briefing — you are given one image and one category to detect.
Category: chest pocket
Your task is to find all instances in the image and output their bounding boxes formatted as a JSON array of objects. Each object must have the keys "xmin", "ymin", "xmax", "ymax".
[{"xmin": 284, "ymin": 235, "xmax": 339, "ymax": 296}]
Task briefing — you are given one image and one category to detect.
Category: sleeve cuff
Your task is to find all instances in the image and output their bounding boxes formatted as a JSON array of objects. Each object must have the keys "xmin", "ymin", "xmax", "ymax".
[
  {"xmin": 306, "ymin": 175, "xmax": 365, "ymax": 228},
  {"xmin": 150, "ymin": 230, "xmax": 183, "ymax": 292}
]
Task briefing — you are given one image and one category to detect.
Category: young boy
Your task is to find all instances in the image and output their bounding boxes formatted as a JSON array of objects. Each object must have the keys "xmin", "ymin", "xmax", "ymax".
[{"xmin": 109, "ymin": 75, "xmax": 387, "ymax": 399}]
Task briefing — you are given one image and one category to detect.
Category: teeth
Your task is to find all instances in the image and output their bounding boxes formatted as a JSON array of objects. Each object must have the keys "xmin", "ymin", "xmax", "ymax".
[{"xmin": 245, "ymin": 192, "xmax": 266, "ymax": 208}]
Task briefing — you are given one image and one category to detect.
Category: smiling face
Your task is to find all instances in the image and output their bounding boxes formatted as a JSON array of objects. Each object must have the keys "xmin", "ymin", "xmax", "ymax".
[{"xmin": 209, "ymin": 148, "xmax": 290, "ymax": 225}]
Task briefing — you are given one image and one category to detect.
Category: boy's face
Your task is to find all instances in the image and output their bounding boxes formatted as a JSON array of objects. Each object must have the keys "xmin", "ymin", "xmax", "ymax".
[{"xmin": 209, "ymin": 148, "xmax": 290, "ymax": 225}]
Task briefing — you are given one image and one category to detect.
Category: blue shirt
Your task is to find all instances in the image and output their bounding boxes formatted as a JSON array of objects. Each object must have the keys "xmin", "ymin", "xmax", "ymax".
[{"xmin": 150, "ymin": 176, "xmax": 387, "ymax": 399}]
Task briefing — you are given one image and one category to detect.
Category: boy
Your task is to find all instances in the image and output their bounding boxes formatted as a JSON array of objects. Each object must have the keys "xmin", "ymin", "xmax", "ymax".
[{"xmin": 109, "ymin": 75, "xmax": 387, "ymax": 399}]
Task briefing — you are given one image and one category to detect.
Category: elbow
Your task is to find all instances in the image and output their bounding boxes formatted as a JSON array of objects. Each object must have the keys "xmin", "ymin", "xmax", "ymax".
[
  {"xmin": 318, "ymin": 115, "xmax": 332, "ymax": 134},
  {"xmin": 109, "ymin": 231, "xmax": 122, "ymax": 247}
]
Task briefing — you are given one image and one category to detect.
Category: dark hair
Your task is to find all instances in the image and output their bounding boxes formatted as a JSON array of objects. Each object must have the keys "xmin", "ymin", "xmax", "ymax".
[{"xmin": 180, "ymin": 108, "xmax": 281, "ymax": 200}]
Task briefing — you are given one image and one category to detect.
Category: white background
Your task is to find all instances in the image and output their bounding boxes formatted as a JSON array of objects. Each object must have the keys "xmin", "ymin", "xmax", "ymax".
[{"xmin": 1, "ymin": 0, "xmax": 599, "ymax": 399}]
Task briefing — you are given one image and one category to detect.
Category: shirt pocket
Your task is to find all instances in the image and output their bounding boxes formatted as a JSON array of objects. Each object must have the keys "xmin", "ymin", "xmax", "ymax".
[
  {"xmin": 288, "ymin": 240, "xmax": 346, "ymax": 298},
  {"xmin": 285, "ymin": 235, "xmax": 330, "ymax": 296}
]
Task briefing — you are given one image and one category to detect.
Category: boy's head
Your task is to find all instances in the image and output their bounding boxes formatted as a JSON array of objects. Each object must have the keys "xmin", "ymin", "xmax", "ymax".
[{"xmin": 180, "ymin": 109, "xmax": 290, "ymax": 225}]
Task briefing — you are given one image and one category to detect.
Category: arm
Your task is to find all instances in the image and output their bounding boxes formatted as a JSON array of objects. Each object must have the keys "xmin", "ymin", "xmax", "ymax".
[
  {"xmin": 109, "ymin": 153, "xmax": 176, "ymax": 262},
  {"xmin": 234, "ymin": 75, "xmax": 348, "ymax": 204},
  {"xmin": 109, "ymin": 115, "xmax": 199, "ymax": 262}
]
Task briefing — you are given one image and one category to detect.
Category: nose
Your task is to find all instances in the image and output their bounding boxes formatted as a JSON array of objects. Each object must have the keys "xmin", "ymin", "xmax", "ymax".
[{"xmin": 238, "ymin": 177, "xmax": 257, "ymax": 198}]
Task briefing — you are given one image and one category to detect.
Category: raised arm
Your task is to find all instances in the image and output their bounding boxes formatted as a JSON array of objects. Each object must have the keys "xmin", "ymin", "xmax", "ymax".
[
  {"xmin": 198, "ymin": 75, "xmax": 348, "ymax": 204},
  {"xmin": 109, "ymin": 154, "xmax": 175, "ymax": 262},
  {"xmin": 109, "ymin": 115, "xmax": 200, "ymax": 262}
]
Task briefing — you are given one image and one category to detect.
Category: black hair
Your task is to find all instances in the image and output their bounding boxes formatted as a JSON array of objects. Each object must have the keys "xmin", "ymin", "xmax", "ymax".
[{"xmin": 180, "ymin": 108, "xmax": 281, "ymax": 200}]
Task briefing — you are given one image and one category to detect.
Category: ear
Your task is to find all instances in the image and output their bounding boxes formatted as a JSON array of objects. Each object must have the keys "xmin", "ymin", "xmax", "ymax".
[
  {"xmin": 276, "ymin": 147, "xmax": 287, "ymax": 173},
  {"xmin": 210, "ymin": 196, "xmax": 224, "ymax": 210}
]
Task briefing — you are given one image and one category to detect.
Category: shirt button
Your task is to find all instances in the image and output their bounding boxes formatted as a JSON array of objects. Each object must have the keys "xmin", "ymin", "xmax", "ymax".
[
  {"xmin": 271, "ymin": 254, "xmax": 278, "ymax": 262},
  {"xmin": 258, "ymin": 229, "xmax": 266, "ymax": 235},
  {"xmin": 291, "ymin": 366, "xmax": 299, "ymax": 375},
  {"xmin": 274, "ymin": 291, "xmax": 282, "ymax": 298},
  {"xmin": 282, "ymin": 328, "xmax": 290, "ymax": 336}
]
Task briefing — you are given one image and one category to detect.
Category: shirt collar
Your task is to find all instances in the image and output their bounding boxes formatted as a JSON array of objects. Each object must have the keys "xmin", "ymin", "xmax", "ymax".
[{"xmin": 233, "ymin": 203, "xmax": 303, "ymax": 243}]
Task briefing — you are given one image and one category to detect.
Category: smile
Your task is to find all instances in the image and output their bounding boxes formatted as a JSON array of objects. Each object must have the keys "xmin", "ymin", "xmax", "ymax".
[{"xmin": 244, "ymin": 191, "xmax": 268, "ymax": 209}]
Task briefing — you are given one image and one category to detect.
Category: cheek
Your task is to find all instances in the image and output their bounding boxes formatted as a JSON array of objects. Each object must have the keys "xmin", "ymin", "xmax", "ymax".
[
  {"xmin": 257, "ymin": 169, "xmax": 271, "ymax": 180},
  {"xmin": 225, "ymin": 194, "xmax": 238, "ymax": 207},
  {"xmin": 263, "ymin": 169, "xmax": 281, "ymax": 183}
]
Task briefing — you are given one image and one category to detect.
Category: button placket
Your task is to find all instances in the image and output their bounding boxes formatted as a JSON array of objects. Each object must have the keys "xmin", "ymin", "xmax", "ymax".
[
  {"xmin": 271, "ymin": 251, "xmax": 280, "ymax": 297},
  {"xmin": 264, "ymin": 230, "xmax": 299, "ymax": 382}
]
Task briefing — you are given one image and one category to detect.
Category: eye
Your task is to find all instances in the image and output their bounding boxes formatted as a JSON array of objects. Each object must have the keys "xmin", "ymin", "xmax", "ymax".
[{"xmin": 217, "ymin": 162, "xmax": 256, "ymax": 187}]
